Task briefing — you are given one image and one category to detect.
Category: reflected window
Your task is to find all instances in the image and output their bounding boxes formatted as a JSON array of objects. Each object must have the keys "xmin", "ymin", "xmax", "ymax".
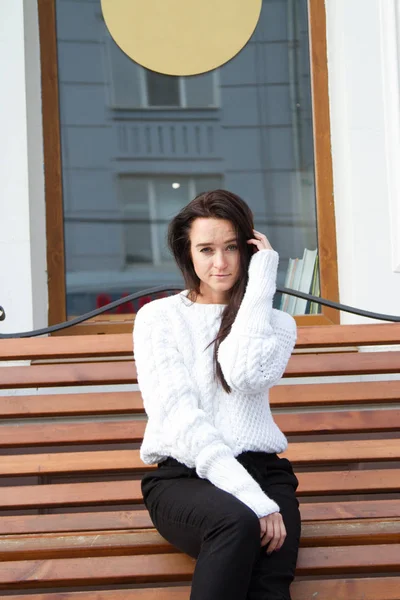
[{"xmin": 120, "ymin": 175, "xmax": 223, "ymax": 265}]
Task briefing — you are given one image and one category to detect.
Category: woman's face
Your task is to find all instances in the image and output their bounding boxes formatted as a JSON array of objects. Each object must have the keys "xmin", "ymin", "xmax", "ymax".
[{"xmin": 189, "ymin": 217, "xmax": 241, "ymax": 303}]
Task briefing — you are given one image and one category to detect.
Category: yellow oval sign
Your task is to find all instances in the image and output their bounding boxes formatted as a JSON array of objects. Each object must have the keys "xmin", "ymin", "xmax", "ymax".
[{"xmin": 101, "ymin": 0, "xmax": 262, "ymax": 76}]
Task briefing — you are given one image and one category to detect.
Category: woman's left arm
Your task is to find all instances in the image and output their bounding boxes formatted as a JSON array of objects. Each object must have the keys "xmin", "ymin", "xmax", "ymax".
[{"xmin": 217, "ymin": 248, "xmax": 297, "ymax": 394}]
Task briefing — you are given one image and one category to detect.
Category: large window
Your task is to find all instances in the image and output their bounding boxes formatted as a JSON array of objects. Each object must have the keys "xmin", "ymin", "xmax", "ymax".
[{"xmin": 39, "ymin": 0, "xmax": 339, "ymax": 329}]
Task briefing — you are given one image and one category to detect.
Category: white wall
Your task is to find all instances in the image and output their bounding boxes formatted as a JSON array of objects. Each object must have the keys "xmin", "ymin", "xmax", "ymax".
[
  {"xmin": 0, "ymin": 0, "xmax": 47, "ymax": 335},
  {"xmin": 325, "ymin": 0, "xmax": 400, "ymax": 324}
]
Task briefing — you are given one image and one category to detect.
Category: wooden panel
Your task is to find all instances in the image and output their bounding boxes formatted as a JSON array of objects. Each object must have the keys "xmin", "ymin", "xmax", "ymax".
[
  {"xmin": 37, "ymin": 0, "xmax": 66, "ymax": 327},
  {"xmin": 0, "ymin": 334, "xmax": 133, "ymax": 361},
  {"xmin": 1, "ymin": 441, "xmax": 399, "ymax": 478},
  {"xmin": 296, "ymin": 544, "xmax": 400, "ymax": 575},
  {"xmin": 0, "ymin": 530, "xmax": 174, "ymax": 561},
  {"xmin": 301, "ymin": 518, "xmax": 400, "ymax": 547},
  {"xmin": 2, "ymin": 323, "xmax": 400, "ymax": 362},
  {"xmin": 7, "ymin": 577, "xmax": 400, "ymax": 600},
  {"xmin": 0, "ymin": 421, "xmax": 146, "ymax": 448},
  {"xmin": 308, "ymin": 0, "xmax": 339, "ymax": 325},
  {"xmin": 1, "ymin": 546, "xmax": 399, "ymax": 589},
  {"xmin": 2, "ymin": 520, "xmax": 399, "ymax": 561},
  {"xmin": 295, "ymin": 323, "xmax": 400, "ymax": 348},
  {"xmin": 275, "ymin": 409, "xmax": 400, "ymax": 435},
  {"xmin": 271, "ymin": 380, "xmax": 400, "ymax": 408},
  {"xmin": 0, "ymin": 481, "xmax": 143, "ymax": 510},
  {"xmin": 0, "ymin": 361, "xmax": 137, "ymax": 390},
  {"xmin": 300, "ymin": 499, "xmax": 400, "ymax": 522},
  {"xmin": 283, "ymin": 439, "xmax": 400, "ymax": 464},
  {"xmin": 1, "ymin": 499, "xmax": 399, "ymax": 536},
  {"xmin": 1, "ymin": 350, "xmax": 399, "ymax": 390},
  {"xmin": 0, "ymin": 553, "xmax": 193, "ymax": 589},
  {"xmin": 1, "ymin": 470, "xmax": 399, "ymax": 512},
  {"xmin": 1, "ymin": 380, "xmax": 399, "ymax": 422},
  {"xmin": 284, "ymin": 351, "xmax": 400, "ymax": 377},
  {"xmin": 0, "ymin": 392, "xmax": 143, "ymax": 419},
  {"xmin": 292, "ymin": 577, "xmax": 400, "ymax": 600},
  {"xmin": 1, "ymin": 408, "xmax": 397, "ymax": 448}
]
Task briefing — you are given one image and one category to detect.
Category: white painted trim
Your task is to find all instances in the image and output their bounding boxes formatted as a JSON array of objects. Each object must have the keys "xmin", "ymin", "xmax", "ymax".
[{"xmin": 380, "ymin": 0, "xmax": 400, "ymax": 273}]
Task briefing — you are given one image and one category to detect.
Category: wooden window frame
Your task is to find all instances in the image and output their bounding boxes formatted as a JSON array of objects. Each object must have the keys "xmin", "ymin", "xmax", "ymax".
[{"xmin": 38, "ymin": 0, "xmax": 339, "ymax": 335}]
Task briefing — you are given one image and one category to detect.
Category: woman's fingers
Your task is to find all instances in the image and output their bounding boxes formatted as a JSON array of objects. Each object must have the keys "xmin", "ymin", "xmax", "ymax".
[
  {"xmin": 247, "ymin": 230, "xmax": 273, "ymax": 251},
  {"xmin": 260, "ymin": 513, "xmax": 287, "ymax": 554}
]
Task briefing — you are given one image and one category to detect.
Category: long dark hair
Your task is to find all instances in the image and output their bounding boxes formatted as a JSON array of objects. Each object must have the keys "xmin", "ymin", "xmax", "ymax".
[{"xmin": 168, "ymin": 189, "xmax": 255, "ymax": 393}]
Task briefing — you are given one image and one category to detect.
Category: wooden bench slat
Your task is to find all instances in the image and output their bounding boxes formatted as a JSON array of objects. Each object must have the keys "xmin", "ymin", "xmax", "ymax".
[
  {"xmin": 284, "ymin": 351, "xmax": 400, "ymax": 377},
  {"xmin": 1, "ymin": 440, "xmax": 398, "ymax": 477},
  {"xmin": 1, "ymin": 500, "xmax": 399, "ymax": 536},
  {"xmin": 1, "ymin": 590, "xmax": 190, "ymax": 600},
  {"xmin": 275, "ymin": 409, "xmax": 400, "ymax": 435},
  {"xmin": 0, "ymin": 362, "xmax": 138, "ymax": 390},
  {"xmin": 1, "ymin": 545, "xmax": 399, "ymax": 589},
  {"xmin": 2, "ymin": 408, "xmax": 398, "ymax": 448},
  {"xmin": 0, "ymin": 334, "xmax": 133, "ymax": 361},
  {"xmin": 7, "ymin": 576, "xmax": 400, "ymax": 600},
  {"xmin": 0, "ymin": 421, "xmax": 146, "ymax": 447},
  {"xmin": 292, "ymin": 577, "xmax": 400, "ymax": 600},
  {"xmin": 300, "ymin": 499, "xmax": 400, "ymax": 522},
  {"xmin": 0, "ymin": 553, "xmax": 193, "ymax": 589},
  {"xmin": 2, "ymin": 520, "xmax": 399, "ymax": 561},
  {"xmin": 1, "ymin": 380, "xmax": 399, "ymax": 422},
  {"xmin": 1, "ymin": 350, "xmax": 400, "ymax": 390},
  {"xmin": 297, "ymin": 544, "xmax": 400, "ymax": 575},
  {"xmin": 1, "ymin": 323, "xmax": 399, "ymax": 362},
  {"xmin": 0, "ymin": 392, "xmax": 144, "ymax": 418},
  {"xmin": 0, "ymin": 481, "xmax": 143, "ymax": 510},
  {"xmin": 294, "ymin": 323, "xmax": 400, "ymax": 348},
  {"xmin": 301, "ymin": 518, "xmax": 400, "ymax": 546},
  {"xmin": 283, "ymin": 439, "xmax": 400, "ymax": 463},
  {"xmin": 0, "ymin": 470, "xmax": 398, "ymax": 513},
  {"xmin": 272, "ymin": 380, "xmax": 400, "ymax": 407}
]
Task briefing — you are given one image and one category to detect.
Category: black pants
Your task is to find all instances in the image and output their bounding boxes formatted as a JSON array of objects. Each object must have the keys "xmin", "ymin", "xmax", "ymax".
[{"xmin": 141, "ymin": 451, "xmax": 301, "ymax": 600}]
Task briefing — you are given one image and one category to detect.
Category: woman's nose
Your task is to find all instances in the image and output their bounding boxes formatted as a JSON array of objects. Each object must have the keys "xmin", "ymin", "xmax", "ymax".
[{"xmin": 214, "ymin": 251, "xmax": 228, "ymax": 269}]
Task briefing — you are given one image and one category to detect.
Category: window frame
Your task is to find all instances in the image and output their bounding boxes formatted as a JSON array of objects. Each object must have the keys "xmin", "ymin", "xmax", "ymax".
[{"xmin": 38, "ymin": 0, "xmax": 339, "ymax": 334}]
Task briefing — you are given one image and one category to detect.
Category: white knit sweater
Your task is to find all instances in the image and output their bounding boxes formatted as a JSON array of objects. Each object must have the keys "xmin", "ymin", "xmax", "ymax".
[{"xmin": 133, "ymin": 249, "xmax": 297, "ymax": 518}]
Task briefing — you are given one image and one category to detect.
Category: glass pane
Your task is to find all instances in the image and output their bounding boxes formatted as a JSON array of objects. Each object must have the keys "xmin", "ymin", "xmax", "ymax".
[
  {"xmin": 186, "ymin": 72, "xmax": 216, "ymax": 108},
  {"xmin": 146, "ymin": 70, "xmax": 180, "ymax": 107},
  {"xmin": 153, "ymin": 178, "xmax": 190, "ymax": 262},
  {"xmin": 119, "ymin": 177, "xmax": 152, "ymax": 264},
  {"xmin": 106, "ymin": 33, "xmax": 142, "ymax": 108},
  {"xmin": 55, "ymin": 0, "xmax": 319, "ymax": 317}
]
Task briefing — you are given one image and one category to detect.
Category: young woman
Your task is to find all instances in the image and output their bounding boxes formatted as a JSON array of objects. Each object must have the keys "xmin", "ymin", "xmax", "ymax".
[{"xmin": 133, "ymin": 189, "xmax": 300, "ymax": 600}]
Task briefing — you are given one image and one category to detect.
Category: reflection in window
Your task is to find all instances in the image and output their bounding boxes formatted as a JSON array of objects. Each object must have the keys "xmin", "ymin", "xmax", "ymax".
[
  {"xmin": 56, "ymin": 0, "xmax": 318, "ymax": 316},
  {"xmin": 120, "ymin": 176, "xmax": 223, "ymax": 265}
]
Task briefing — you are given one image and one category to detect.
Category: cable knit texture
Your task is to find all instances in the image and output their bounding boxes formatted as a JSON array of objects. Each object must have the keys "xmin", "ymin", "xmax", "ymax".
[{"xmin": 133, "ymin": 249, "xmax": 297, "ymax": 518}]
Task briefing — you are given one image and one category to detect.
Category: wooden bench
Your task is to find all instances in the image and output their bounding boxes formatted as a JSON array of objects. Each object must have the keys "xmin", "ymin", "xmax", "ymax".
[{"xmin": 0, "ymin": 322, "xmax": 399, "ymax": 598}]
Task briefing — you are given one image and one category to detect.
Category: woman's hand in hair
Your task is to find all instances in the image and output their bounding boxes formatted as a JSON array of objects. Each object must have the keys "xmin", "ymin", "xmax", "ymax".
[
  {"xmin": 247, "ymin": 230, "xmax": 273, "ymax": 253},
  {"xmin": 259, "ymin": 512, "xmax": 286, "ymax": 554}
]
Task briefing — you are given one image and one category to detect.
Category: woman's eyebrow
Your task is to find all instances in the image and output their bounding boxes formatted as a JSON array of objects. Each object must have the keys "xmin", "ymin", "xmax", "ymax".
[{"xmin": 196, "ymin": 238, "xmax": 237, "ymax": 248}]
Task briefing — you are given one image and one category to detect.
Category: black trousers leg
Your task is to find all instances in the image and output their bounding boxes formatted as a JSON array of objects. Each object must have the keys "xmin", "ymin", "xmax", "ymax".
[
  {"xmin": 142, "ymin": 465, "xmax": 261, "ymax": 600},
  {"xmin": 246, "ymin": 484, "xmax": 301, "ymax": 600},
  {"xmin": 141, "ymin": 454, "xmax": 300, "ymax": 600}
]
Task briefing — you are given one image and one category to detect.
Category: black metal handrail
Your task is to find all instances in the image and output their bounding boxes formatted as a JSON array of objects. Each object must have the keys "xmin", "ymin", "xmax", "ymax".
[{"xmin": 0, "ymin": 285, "xmax": 400, "ymax": 339}]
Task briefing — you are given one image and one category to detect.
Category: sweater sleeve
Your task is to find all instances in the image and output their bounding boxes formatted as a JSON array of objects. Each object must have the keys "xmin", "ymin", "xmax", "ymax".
[
  {"xmin": 133, "ymin": 303, "xmax": 280, "ymax": 518},
  {"xmin": 217, "ymin": 249, "xmax": 297, "ymax": 394}
]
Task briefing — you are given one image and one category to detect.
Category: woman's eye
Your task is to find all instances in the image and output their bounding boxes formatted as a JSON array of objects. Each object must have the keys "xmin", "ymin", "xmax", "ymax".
[
  {"xmin": 227, "ymin": 244, "xmax": 238, "ymax": 251},
  {"xmin": 200, "ymin": 247, "xmax": 212, "ymax": 253}
]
